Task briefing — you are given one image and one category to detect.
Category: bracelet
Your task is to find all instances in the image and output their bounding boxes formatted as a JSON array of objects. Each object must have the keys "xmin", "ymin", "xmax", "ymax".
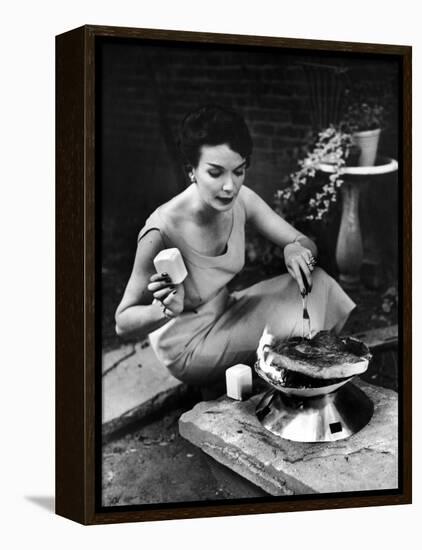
[
  {"xmin": 158, "ymin": 301, "xmax": 173, "ymax": 320},
  {"xmin": 153, "ymin": 298, "xmax": 173, "ymax": 320},
  {"xmin": 162, "ymin": 306, "xmax": 173, "ymax": 320},
  {"xmin": 285, "ymin": 236, "xmax": 318, "ymax": 268},
  {"xmin": 284, "ymin": 235, "xmax": 302, "ymax": 252}
]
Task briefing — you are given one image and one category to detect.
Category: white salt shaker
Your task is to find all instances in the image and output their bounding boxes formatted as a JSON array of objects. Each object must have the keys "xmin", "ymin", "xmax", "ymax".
[
  {"xmin": 153, "ymin": 248, "xmax": 188, "ymax": 284},
  {"xmin": 225, "ymin": 364, "xmax": 253, "ymax": 401}
]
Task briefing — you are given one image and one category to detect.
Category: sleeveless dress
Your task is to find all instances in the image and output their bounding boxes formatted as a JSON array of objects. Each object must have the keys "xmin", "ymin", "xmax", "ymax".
[{"xmin": 137, "ymin": 196, "xmax": 356, "ymax": 385}]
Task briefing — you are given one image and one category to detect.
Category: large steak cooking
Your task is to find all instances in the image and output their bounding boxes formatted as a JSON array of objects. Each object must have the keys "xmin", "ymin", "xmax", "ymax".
[{"xmin": 262, "ymin": 331, "xmax": 372, "ymax": 382}]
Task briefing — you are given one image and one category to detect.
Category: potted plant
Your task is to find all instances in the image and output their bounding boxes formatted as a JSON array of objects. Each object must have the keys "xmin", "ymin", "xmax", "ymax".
[
  {"xmin": 340, "ymin": 100, "xmax": 385, "ymax": 166},
  {"xmin": 275, "ymin": 81, "xmax": 391, "ymax": 223},
  {"xmin": 339, "ymin": 81, "xmax": 389, "ymax": 166},
  {"xmin": 275, "ymin": 126, "xmax": 354, "ymax": 222}
]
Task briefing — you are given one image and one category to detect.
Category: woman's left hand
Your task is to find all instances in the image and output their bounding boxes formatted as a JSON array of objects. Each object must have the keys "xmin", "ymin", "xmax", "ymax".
[{"xmin": 283, "ymin": 242, "xmax": 315, "ymax": 295}]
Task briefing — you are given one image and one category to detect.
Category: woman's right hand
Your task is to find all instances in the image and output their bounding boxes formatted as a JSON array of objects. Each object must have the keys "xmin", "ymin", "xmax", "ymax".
[{"xmin": 147, "ymin": 272, "xmax": 185, "ymax": 319}]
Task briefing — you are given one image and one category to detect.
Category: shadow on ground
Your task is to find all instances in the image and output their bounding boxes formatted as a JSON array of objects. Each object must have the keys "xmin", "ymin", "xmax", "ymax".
[{"xmin": 25, "ymin": 496, "xmax": 55, "ymax": 513}]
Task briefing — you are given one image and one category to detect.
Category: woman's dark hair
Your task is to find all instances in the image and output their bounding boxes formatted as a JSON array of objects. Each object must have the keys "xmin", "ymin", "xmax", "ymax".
[{"xmin": 178, "ymin": 104, "xmax": 253, "ymax": 171}]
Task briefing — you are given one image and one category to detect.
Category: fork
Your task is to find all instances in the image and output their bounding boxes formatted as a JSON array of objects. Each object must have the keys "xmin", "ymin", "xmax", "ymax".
[
  {"xmin": 300, "ymin": 267, "xmax": 312, "ymax": 340},
  {"xmin": 302, "ymin": 292, "xmax": 312, "ymax": 340}
]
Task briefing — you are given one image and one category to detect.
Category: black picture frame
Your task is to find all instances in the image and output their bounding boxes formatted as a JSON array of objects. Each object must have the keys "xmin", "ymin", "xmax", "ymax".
[{"xmin": 56, "ymin": 24, "xmax": 412, "ymax": 525}]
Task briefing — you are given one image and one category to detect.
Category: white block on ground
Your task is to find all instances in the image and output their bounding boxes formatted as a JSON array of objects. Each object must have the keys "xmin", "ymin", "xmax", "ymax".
[{"xmin": 226, "ymin": 364, "xmax": 252, "ymax": 400}]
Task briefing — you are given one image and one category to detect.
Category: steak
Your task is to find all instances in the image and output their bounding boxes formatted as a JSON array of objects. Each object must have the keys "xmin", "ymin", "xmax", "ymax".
[{"xmin": 265, "ymin": 331, "xmax": 372, "ymax": 381}]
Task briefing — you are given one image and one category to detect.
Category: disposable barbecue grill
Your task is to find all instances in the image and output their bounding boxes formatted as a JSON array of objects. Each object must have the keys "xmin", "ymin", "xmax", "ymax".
[{"xmin": 255, "ymin": 328, "xmax": 374, "ymax": 442}]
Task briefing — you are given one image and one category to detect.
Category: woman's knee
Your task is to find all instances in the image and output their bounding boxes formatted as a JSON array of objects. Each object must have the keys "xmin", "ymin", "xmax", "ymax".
[
  {"xmin": 170, "ymin": 347, "xmax": 255, "ymax": 387},
  {"xmin": 312, "ymin": 266, "xmax": 333, "ymax": 289},
  {"xmin": 168, "ymin": 355, "xmax": 218, "ymax": 386},
  {"xmin": 312, "ymin": 265, "xmax": 327, "ymax": 280}
]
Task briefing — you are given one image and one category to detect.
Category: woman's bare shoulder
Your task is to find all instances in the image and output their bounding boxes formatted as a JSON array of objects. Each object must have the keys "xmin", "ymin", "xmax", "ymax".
[
  {"xmin": 159, "ymin": 189, "xmax": 192, "ymax": 225},
  {"xmin": 238, "ymin": 185, "xmax": 260, "ymax": 219},
  {"xmin": 239, "ymin": 185, "xmax": 261, "ymax": 202}
]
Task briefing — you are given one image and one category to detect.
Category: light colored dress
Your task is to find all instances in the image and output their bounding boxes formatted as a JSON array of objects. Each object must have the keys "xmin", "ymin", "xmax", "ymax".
[{"xmin": 138, "ymin": 195, "xmax": 356, "ymax": 385}]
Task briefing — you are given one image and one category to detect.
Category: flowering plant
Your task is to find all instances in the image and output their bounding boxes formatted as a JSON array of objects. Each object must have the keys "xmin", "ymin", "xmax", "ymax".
[
  {"xmin": 340, "ymin": 101, "xmax": 385, "ymax": 133},
  {"xmin": 276, "ymin": 126, "xmax": 354, "ymax": 222}
]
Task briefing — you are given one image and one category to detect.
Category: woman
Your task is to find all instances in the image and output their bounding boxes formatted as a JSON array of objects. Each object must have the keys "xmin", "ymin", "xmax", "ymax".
[{"xmin": 115, "ymin": 105, "xmax": 355, "ymax": 387}]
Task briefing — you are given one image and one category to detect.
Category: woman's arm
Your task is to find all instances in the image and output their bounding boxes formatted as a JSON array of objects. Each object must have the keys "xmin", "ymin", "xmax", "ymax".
[
  {"xmin": 240, "ymin": 185, "xmax": 317, "ymax": 256},
  {"xmin": 115, "ymin": 230, "xmax": 184, "ymax": 340},
  {"xmin": 240, "ymin": 185, "xmax": 317, "ymax": 293}
]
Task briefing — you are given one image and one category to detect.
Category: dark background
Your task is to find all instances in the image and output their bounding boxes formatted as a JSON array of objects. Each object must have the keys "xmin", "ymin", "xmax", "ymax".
[{"xmin": 99, "ymin": 39, "xmax": 400, "ymax": 349}]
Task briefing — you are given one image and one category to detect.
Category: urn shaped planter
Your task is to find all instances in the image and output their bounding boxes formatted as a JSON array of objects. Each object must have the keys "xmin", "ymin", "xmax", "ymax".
[{"xmin": 352, "ymin": 128, "xmax": 381, "ymax": 166}]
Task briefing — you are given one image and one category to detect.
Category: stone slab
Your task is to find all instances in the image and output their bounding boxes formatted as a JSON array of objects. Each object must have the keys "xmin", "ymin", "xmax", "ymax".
[
  {"xmin": 102, "ymin": 343, "xmax": 137, "ymax": 375},
  {"xmin": 179, "ymin": 379, "xmax": 398, "ymax": 496},
  {"xmin": 102, "ymin": 341, "xmax": 188, "ymax": 437}
]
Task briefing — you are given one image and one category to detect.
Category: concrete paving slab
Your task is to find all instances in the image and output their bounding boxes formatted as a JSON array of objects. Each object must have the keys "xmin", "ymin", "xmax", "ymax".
[
  {"xmin": 102, "ymin": 343, "xmax": 136, "ymax": 375},
  {"xmin": 179, "ymin": 379, "xmax": 398, "ymax": 496},
  {"xmin": 102, "ymin": 341, "xmax": 188, "ymax": 438}
]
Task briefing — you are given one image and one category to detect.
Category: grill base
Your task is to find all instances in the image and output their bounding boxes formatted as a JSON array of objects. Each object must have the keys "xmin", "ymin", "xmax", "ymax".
[{"xmin": 256, "ymin": 382, "xmax": 374, "ymax": 442}]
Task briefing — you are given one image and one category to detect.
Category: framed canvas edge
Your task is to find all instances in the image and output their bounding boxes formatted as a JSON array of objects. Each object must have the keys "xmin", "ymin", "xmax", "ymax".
[
  {"xmin": 55, "ymin": 24, "xmax": 412, "ymax": 526},
  {"xmin": 59, "ymin": 23, "xmax": 413, "ymax": 54},
  {"xmin": 56, "ymin": 25, "xmax": 87, "ymax": 525}
]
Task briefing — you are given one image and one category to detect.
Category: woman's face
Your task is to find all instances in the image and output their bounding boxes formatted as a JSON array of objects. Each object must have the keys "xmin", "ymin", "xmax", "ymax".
[{"xmin": 191, "ymin": 144, "xmax": 247, "ymax": 212}]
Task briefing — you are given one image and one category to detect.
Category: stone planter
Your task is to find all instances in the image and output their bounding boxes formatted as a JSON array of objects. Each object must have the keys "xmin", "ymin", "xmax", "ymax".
[{"xmin": 352, "ymin": 128, "xmax": 381, "ymax": 167}]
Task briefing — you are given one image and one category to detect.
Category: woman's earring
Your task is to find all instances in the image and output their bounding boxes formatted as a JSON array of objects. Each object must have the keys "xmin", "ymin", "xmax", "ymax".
[{"xmin": 189, "ymin": 171, "xmax": 197, "ymax": 184}]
